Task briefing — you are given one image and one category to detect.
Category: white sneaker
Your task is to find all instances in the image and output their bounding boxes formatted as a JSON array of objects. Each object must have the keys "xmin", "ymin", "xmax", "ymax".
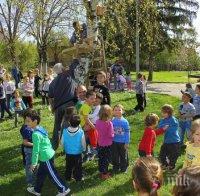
[
  {"xmin": 56, "ymin": 188, "xmax": 70, "ymax": 196},
  {"xmin": 27, "ymin": 187, "xmax": 41, "ymax": 196}
]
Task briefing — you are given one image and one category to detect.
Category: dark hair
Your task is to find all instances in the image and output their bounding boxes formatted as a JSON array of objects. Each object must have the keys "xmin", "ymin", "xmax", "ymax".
[
  {"xmin": 126, "ymin": 71, "xmax": 130, "ymax": 75},
  {"xmin": 186, "ymin": 83, "xmax": 192, "ymax": 88},
  {"xmin": 86, "ymin": 90, "xmax": 96, "ymax": 98},
  {"xmin": 26, "ymin": 109, "xmax": 41, "ymax": 124},
  {"xmin": 96, "ymin": 92, "xmax": 103, "ymax": 101},
  {"xmin": 173, "ymin": 166, "xmax": 200, "ymax": 196},
  {"xmin": 97, "ymin": 71, "xmax": 106, "ymax": 78},
  {"xmin": 137, "ymin": 73, "xmax": 143, "ymax": 79},
  {"xmin": 0, "ymin": 77, "xmax": 4, "ymax": 83},
  {"xmin": 132, "ymin": 157, "xmax": 163, "ymax": 196},
  {"xmin": 145, "ymin": 113, "xmax": 159, "ymax": 127},
  {"xmin": 64, "ymin": 106, "xmax": 76, "ymax": 121},
  {"xmin": 70, "ymin": 115, "xmax": 81, "ymax": 128},
  {"xmin": 161, "ymin": 104, "xmax": 174, "ymax": 116}
]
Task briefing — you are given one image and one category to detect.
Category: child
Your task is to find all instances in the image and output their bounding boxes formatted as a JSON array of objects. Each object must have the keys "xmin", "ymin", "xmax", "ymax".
[
  {"xmin": 159, "ymin": 104, "xmax": 181, "ymax": 170},
  {"xmin": 112, "ymin": 104, "xmax": 130, "ymax": 173},
  {"xmin": 27, "ymin": 70, "xmax": 35, "ymax": 87},
  {"xmin": 132, "ymin": 157, "xmax": 163, "ymax": 196},
  {"xmin": 94, "ymin": 71, "xmax": 111, "ymax": 105},
  {"xmin": 21, "ymin": 76, "xmax": 34, "ymax": 108},
  {"xmin": 0, "ymin": 77, "xmax": 12, "ymax": 120},
  {"xmin": 20, "ymin": 109, "xmax": 35, "ymax": 187},
  {"xmin": 193, "ymin": 84, "xmax": 200, "ymax": 119},
  {"xmin": 26, "ymin": 110, "xmax": 70, "ymax": 196},
  {"xmin": 4, "ymin": 73, "xmax": 15, "ymax": 109},
  {"xmin": 133, "ymin": 73, "xmax": 144, "ymax": 114},
  {"xmin": 75, "ymin": 85, "xmax": 87, "ymax": 112},
  {"xmin": 10, "ymin": 90, "xmax": 26, "ymax": 127},
  {"xmin": 40, "ymin": 73, "xmax": 52, "ymax": 105},
  {"xmin": 61, "ymin": 115, "xmax": 86, "ymax": 181},
  {"xmin": 182, "ymin": 119, "xmax": 200, "ymax": 168},
  {"xmin": 178, "ymin": 92, "xmax": 195, "ymax": 145},
  {"xmin": 173, "ymin": 166, "xmax": 200, "ymax": 195},
  {"xmin": 34, "ymin": 68, "xmax": 42, "ymax": 98},
  {"xmin": 125, "ymin": 71, "xmax": 132, "ymax": 91},
  {"xmin": 185, "ymin": 83, "xmax": 195, "ymax": 102},
  {"xmin": 142, "ymin": 75, "xmax": 147, "ymax": 108},
  {"xmin": 79, "ymin": 90, "xmax": 96, "ymax": 161},
  {"xmin": 0, "ymin": 65, "xmax": 6, "ymax": 78},
  {"xmin": 117, "ymin": 73, "xmax": 126, "ymax": 91},
  {"xmin": 95, "ymin": 105, "xmax": 114, "ymax": 179},
  {"xmin": 138, "ymin": 113, "xmax": 168, "ymax": 157}
]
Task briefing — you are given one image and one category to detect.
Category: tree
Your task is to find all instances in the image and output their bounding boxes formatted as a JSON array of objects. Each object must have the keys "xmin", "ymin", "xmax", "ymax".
[
  {"xmin": 23, "ymin": 0, "xmax": 81, "ymax": 72},
  {"xmin": 0, "ymin": 0, "xmax": 29, "ymax": 63}
]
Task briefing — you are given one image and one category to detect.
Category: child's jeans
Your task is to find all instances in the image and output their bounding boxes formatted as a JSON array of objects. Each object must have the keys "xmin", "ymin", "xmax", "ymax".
[
  {"xmin": 98, "ymin": 145, "xmax": 111, "ymax": 174},
  {"xmin": 24, "ymin": 147, "xmax": 35, "ymax": 185},
  {"xmin": 179, "ymin": 120, "xmax": 191, "ymax": 144}
]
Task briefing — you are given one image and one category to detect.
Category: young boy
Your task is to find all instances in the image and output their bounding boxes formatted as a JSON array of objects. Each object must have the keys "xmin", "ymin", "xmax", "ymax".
[
  {"xmin": 20, "ymin": 109, "xmax": 34, "ymax": 187},
  {"xmin": 26, "ymin": 110, "xmax": 70, "ymax": 196},
  {"xmin": 112, "ymin": 104, "xmax": 130, "ymax": 173},
  {"xmin": 61, "ymin": 115, "xmax": 86, "ymax": 181},
  {"xmin": 159, "ymin": 104, "xmax": 181, "ymax": 170},
  {"xmin": 179, "ymin": 92, "xmax": 195, "ymax": 145},
  {"xmin": 75, "ymin": 85, "xmax": 87, "ymax": 112},
  {"xmin": 133, "ymin": 73, "xmax": 144, "ymax": 114},
  {"xmin": 79, "ymin": 90, "xmax": 96, "ymax": 161},
  {"xmin": 94, "ymin": 71, "xmax": 111, "ymax": 105}
]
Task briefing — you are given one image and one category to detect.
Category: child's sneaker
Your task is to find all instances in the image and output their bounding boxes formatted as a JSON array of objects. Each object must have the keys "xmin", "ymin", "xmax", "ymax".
[
  {"xmin": 27, "ymin": 187, "xmax": 41, "ymax": 196},
  {"xmin": 56, "ymin": 188, "xmax": 70, "ymax": 196}
]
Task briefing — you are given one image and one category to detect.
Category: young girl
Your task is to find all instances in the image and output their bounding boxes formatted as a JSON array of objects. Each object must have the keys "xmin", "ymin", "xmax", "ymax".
[
  {"xmin": 0, "ymin": 78, "xmax": 12, "ymax": 119},
  {"xmin": 4, "ymin": 73, "xmax": 15, "ymax": 109},
  {"xmin": 182, "ymin": 119, "xmax": 200, "ymax": 168},
  {"xmin": 40, "ymin": 73, "xmax": 52, "ymax": 105},
  {"xmin": 138, "ymin": 113, "xmax": 168, "ymax": 157},
  {"xmin": 173, "ymin": 166, "xmax": 200, "ymax": 196},
  {"xmin": 112, "ymin": 104, "xmax": 130, "ymax": 173},
  {"xmin": 132, "ymin": 157, "xmax": 163, "ymax": 196},
  {"xmin": 95, "ymin": 105, "xmax": 114, "ymax": 179},
  {"xmin": 21, "ymin": 76, "xmax": 34, "ymax": 108},
  {"xmin": 27, "ymin": 70, "xmax": 34, "ymax": 87}
]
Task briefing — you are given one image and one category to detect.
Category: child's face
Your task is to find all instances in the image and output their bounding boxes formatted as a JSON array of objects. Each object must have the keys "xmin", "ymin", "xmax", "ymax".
[
  {"xmin": 182, "ymin": 94, "xmax": 190, "ymax": 103},
  {"xmin": 97, "ymin": 74, "xmax": 106, "ymax": 84},
  {"xmin": 6, "ymin": 75, "xmax": 11, "ymax": 81},
  {"xmin": 161, "ymin": 112, "xmax": 169, "ymax": 119},
  {"xmin": 195, "ymin": 86, "xmax": 200, "ymax": 94},
  {"xmin": 86, "ymin": 95, "xmax": 96, "ymax": 106},
  {"xmin": 95, "ymin": 97, "xmax": 102, "ymax": 106},
  {"xmin": 113, "ymin": 106, "xmax": 123, "ymax": 117},
  {"xmin": 25, "ymin": 117, "xmax": 37, "ymax": 128},
  {"xmin": 14, "ymin": 91, "xmax": 20, "ymax": 98},
  {"xmin": 193, "ymin": 129, "xmax": 200, "ymax": 145},
  {"xmin": 24, "ymin": 77, "xmax": 29, "ymax": 83},
  {"xmin": 77, "ymin": 86, "xmax": 87, "ymax": 101}
]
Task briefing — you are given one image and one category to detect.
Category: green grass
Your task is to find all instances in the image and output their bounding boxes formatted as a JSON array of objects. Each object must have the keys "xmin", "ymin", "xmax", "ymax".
[
  {"xmin": 131, "ymin": 71, "xmax": 199, "ymax": 83},
  {"xmin": 0, "ymin": 92, "xmax": 183, "ymax": 196}
]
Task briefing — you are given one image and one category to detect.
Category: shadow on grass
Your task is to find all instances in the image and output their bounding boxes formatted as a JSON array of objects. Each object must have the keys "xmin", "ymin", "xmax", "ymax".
[{"xmin": 0, "ymin": 144, "xmax": 23, "ymax": 176}]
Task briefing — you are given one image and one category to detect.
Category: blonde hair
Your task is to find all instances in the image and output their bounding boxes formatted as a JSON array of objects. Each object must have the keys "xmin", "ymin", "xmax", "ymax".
[
  {"xmin": 99, "ymin": 105, "xmax": 112, "ymax": 121},
  {"xmin": 161, "ymin": 104, "xmax": 174, "ymax": 116},
  {"xmin": 132, "ymin": 157, "xmax": 163, "ymax": 196},
  {"xmin": 190, "ymin": 119, "xmax": 200, "ymax": 143},
  {"xmin": 145, "ymin": 113, "xmax": 159, "ymax": 127},
  {"xmin": 113, "ymin": 104, "xmax": 124, "ymax": 111}
]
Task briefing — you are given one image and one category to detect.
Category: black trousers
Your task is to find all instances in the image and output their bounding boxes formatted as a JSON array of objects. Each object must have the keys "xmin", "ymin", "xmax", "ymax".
[
  {"xmin": 159, "ymin": 143, "xmax": 180, "ymax": 167},
  {"xmin": 98, "ymin": 146, "xmax": 111, "ymax": 174},
  {"xmin": 143, "ymin": 93, "xmax": 147, "ymax": 108},
  {"xmin": 34, "ymin": 158, "xmax": 68, "ymax": 193},
  {"xmin": 134, "ymin": 94, "xmax": 144, "ymax": 112},
  {"xmin": 0, "ymin": 98, "xmax": 12, "ymax": 118},
  {"xmin": 65, "ymin": 154, "xmax": 82, "ymax": 181},
  {"xmin": 111, "ymin": 142, "xmax": 128, "ymax": 172},
  {"xmin": 41, "ymin": 91, "xmax": 49, "ymax": 105},
  {"xmin": 34, "ymin": 87, "xmax": 40, "ymax": 97}
]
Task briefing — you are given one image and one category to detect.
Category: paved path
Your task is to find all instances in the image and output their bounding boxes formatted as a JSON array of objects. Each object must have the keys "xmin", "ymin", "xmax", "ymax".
[{"xmin": 147, "ymin": 83, "xmax": 196, "ymax": 98}]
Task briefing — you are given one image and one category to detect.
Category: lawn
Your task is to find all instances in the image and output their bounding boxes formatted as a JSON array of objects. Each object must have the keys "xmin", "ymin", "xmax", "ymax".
[
  {"xmin": 0, "ymin": 92, "xmax": 183, "ymax": 196},
  {"xmin": 131, "ymin": 71, "xmax": 199, "ymax": 83}
]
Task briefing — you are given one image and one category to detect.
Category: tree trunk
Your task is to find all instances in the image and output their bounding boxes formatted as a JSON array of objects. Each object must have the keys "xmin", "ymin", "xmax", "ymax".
[
  {"xmin": 8, "ymin": 41, "xmax": 17, "ymax": 64},
  {"xmin": 148, "ymin": 54, "xmax": 154, "ymax": 81},
  {"xmin": 37, "ymin": 43, "xmax": 48, "ymax": 74}
]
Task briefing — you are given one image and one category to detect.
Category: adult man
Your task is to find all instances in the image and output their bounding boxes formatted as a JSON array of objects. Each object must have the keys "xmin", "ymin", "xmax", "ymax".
[{"xmin": 48, "ymin": 61, "xmax": 84, "ymax": 150}]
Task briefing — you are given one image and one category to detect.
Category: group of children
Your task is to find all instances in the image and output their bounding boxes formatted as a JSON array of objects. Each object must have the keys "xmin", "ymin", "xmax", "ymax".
[{"xmin": 7, "ymin": 67, "xmax": 200, "ymax": 195}]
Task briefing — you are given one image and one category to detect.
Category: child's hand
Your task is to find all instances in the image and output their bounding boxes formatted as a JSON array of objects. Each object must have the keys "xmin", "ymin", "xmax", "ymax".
[
  {"xmin": 30, "ymin": 165, "xmax": 36, "ymax": 171},
  {"xmin": 163, "ymin": 125, "xmax": 169, "ymax": 130},
  {"xmin": 124, "ymin": 144, "xmax": 129, "ymax": 150}
]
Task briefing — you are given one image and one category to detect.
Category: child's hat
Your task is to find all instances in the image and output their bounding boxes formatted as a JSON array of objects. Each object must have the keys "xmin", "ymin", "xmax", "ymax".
[{"xmin": 182, "ymin": 91, "xmax": 192, "ymax": 98}]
